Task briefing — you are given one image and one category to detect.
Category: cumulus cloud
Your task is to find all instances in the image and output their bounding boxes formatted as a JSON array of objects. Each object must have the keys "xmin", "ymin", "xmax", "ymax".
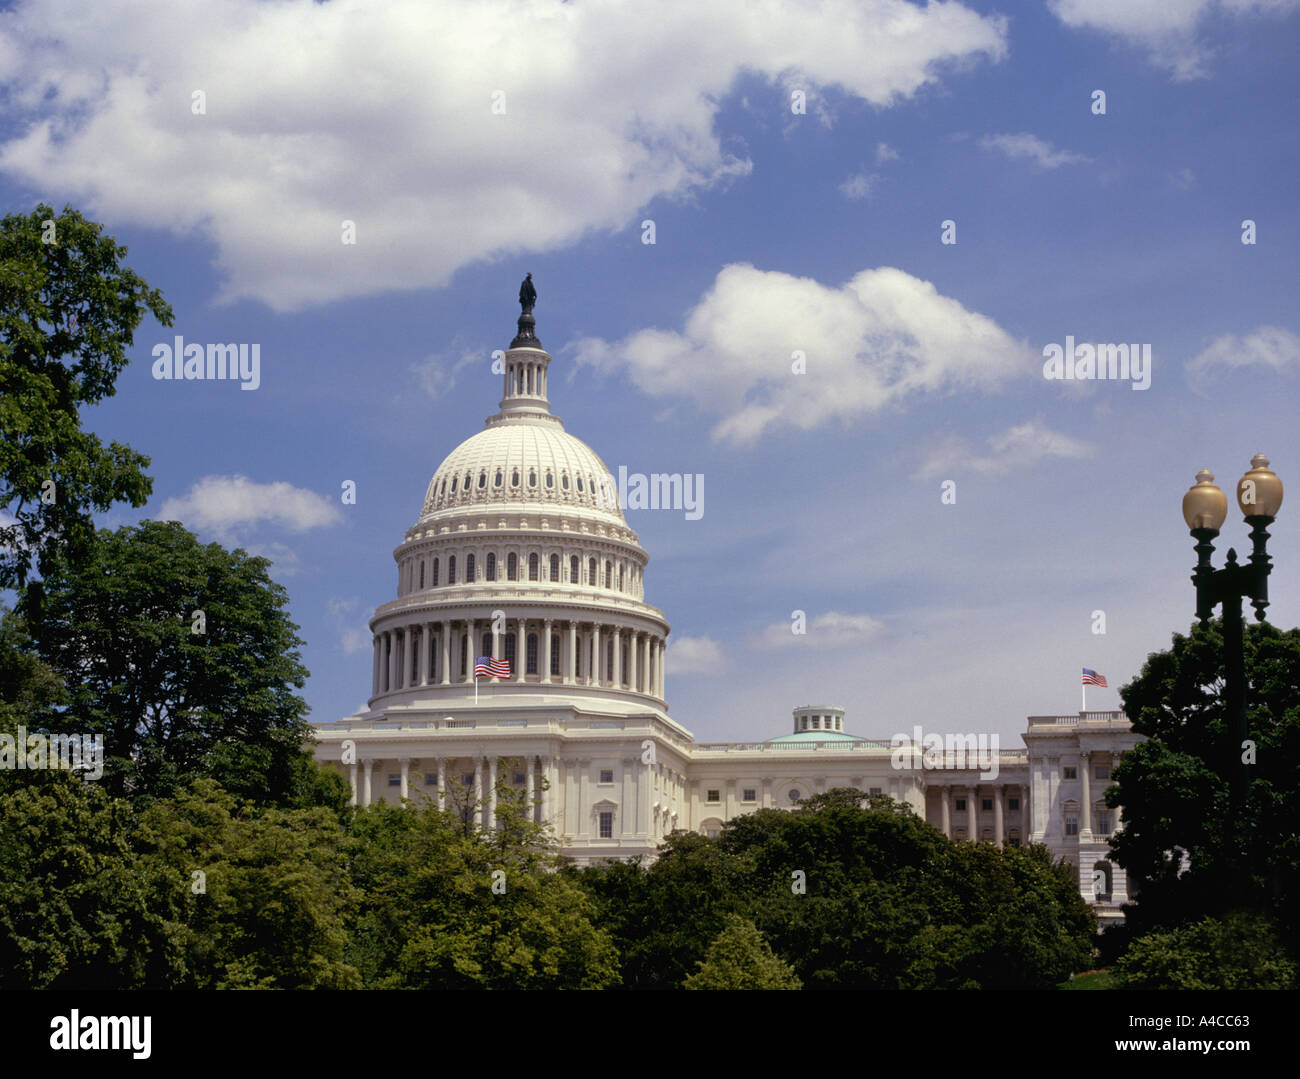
[
  {"xmin": 979, "ymin": 133, "xmax": 1090, "ymax": 169},
  {"xmin": 327, "ymin": 597, "xmax": 371, "ymax": 655},
  {"xmin": 0, "ymin": 0, "xmax": 1007, "ymax": 312},
  {"xmin": 755, "ymin": 611, "xmax": 884, "ymax": 649},
  {"xmin": 1186, "ymin": 326, "xmax": 1300, "ymax": 393},
  {"xmin": 571, "ymin": 263, "xmax": 1034, "ymax": 446},
  {"xmin": 838, "ymin": 172, "xmax": 880, "ymax": 200},
  {"xmin": 914, "ymin": 420, "xmax": 1094, "ymax": 480},
  {"xmin": 159, "ymin": 475, "xmax": 343, "ymax": 538},
  {"xmin": 875, "ymin": 141, "xmax": 900, "ymax": 164},
  {"xmin": 667, "ymin": 635, "xmax": 726, "ymax": 675},
  {"xmin": 1049, "ymin": 0, "xmax": 1300, "ymax": 80}
]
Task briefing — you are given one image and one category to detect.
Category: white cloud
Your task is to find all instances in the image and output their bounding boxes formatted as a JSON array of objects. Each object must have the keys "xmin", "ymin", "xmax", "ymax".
[
  {"xmin": 1049, "ymin": 0, "xmax": 1300, "ymax": 80},
  {"xmin": 875, "ymin": 141, "xmax": 899, "ymax": 164},
  {"xmin": 666, "ymin": 635, "xmax": 725, "ymax": 675},
  {"xmin": 159, "ymin": 475, "xmax": 343, "ymax": 537},
  {"xmin": 838, "ymin": 172, "xmax": 880, "ymax": 200},
  {"xmin": 0, "ymin": 0, "xmax": 1008, "ymax": 312},
  {"xmin": 415, "ymin": 344, "xmax": 483, "ymax": 403},
  {"xmin": 327, "ymin": 597, "xmax": 371, "ymax": 655},
  {"xmin": 1186, "ymin": 326, "xmax": 1300, "ymax": 392},
  {"xmin": 978, "ymin": 133, "xmax": 1090, "ymax": 169},
  {"xmin": 571, "ymin": 263, "xmax": 1034, "ymax": 446},
  {"xmin": 914, "ymin": 420, "xmax": 1094, "ymax": 480},
  {"xmin": 755, "ymin": 611, "xmax": 884, "ymax": 650}
]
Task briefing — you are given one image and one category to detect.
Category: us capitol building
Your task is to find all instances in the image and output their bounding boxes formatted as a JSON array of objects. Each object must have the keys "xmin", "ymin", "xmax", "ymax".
[{"xmin": 313, "ymin": 281, "xmax": 1141, "ymax": 926}]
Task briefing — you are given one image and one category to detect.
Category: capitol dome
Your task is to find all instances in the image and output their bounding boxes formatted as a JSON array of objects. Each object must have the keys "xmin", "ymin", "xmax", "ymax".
[{"xmin": 363, "ymin": 286, "xmax": 671, "ymax": 718}]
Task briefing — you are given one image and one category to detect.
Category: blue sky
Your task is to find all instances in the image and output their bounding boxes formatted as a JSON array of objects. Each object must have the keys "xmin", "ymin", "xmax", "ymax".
[{"xmin": 2, "ymin": 0, "xmax": 1297, "ymax": 746}]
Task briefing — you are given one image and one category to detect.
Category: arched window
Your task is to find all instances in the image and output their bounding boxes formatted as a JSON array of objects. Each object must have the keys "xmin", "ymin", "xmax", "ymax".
[
  {"xmin": 549, "ymin": 554, "xmax": 559, "ymax": 581},
  {"xmin": 526, "ymin": 633, "xmax": 539, "ymax": 675},
  {"xmin": 477, "ymin": 472, "xmax": 486, "ymax": 489},
  {"xmin": 511, "ymin": 469, "xmax": 520, "ymax": 488},
  {"xmin": 576, "ymin": 476, "xmax": 584, "ymax": 492},
  {"xmin": 419, "ymin": 562, "xmax": 425, "ymax": 589},
  {"xmin": 481, "ymin": 632, "xmax": 492, "ymax": 658},
  {"xmin": 465, "ymin": 554, "xmax": 475, "ymax": 582},
  {"xmin": 605, "ymin": 638, "xmax": 613, "ymax": 681},
  {"xmin": 459, "ymin": 635, "xmax": 468, "ymax": 678},
  {"xmin": 529, "ymin": 553, "xmax": 539, "ymax": 581},
  {"xmin": 588, "ymin": 558, "xmax": 596, "ymax": 586},
  {"xmin": 505, "ymin": 634, "xmax": 517, "ymax": 671},
  {"xmin": 562, "ymin": 473, "xmax": 569, "ymax": 490},
  {"xmin": 550, "ymin": 634, "xmax": 560, "ymax": 676},
  {"xmin": 605, "ymin": 560, "xmax": 612, "ymax": 588},
  {"xmin": 570, "ymin": 555, "xmax": 579, "ymax": 583},
  {"xmin": 432, "ymin": 558, "xmax": 439, "ymax": 586},
  {"xmin": 463, "ymin": 472, "xmax": 471, "ymax": 492},
  {"xmin": 545, "ymin": 471, "xmax": 553, "ymax": 489},
  {"xmin": 618, "ymin": 565, "xmax": 625, "ymax": 591},
  {"xmin": 528, "ymin": 470, "xmax": 537, "ymax": 488},
  {"xmin": 486, "ymin": 553, "xmax": 496, "ymax": 581},
  {"xmin": 447, "ymin": 555, "xmax": 456, "ymax": 584},
  {"xmin": 508, "ymin": 553, "xmax": 518, "ymax": 580},
  {"xmin": 451, "ymin": 476, "xmax": 458, "ymax": 493},
  {"xmin": 494, "ymin": 470, "xmax": 503, "ymax": 488}
]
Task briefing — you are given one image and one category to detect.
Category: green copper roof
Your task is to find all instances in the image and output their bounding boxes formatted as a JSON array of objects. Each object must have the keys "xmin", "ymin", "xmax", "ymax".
[{"xmin": 764, "ymin": 730, "xmax": 866, "ymax": 744}]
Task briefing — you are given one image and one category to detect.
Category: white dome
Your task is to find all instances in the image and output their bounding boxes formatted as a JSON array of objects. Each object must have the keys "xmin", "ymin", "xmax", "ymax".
[{"xmin": 419, "ymin": 417, "xmax": 626, "ymax": 525}]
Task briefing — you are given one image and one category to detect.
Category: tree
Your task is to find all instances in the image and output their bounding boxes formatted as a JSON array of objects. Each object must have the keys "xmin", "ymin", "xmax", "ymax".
[
  {"xmin": 1108, "ymin": 620, "xmax": 1300, "ymax": 953},
  {"xmin": 23, "ymin": 520, "xmax": 316, "ymax": 805},
  {"xmin": 0, "ymin": 204, "xmax": 171, "ymax": 591},
  {"xmin": 1114, "ymin": 912, "xmax": 1296, "ymax": 990},
  {"xmin": 683, "ymin": 915, "xmax": 801, "ymax": 989}
]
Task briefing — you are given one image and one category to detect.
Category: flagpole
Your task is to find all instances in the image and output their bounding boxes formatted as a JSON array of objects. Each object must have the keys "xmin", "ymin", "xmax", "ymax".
[{"xmin": 1081, "ymin": 675, "xmax": 1086, "ymax": 714}]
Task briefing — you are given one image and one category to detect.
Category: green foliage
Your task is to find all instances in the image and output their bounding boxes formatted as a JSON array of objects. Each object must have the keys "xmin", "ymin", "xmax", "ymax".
[
  {"xmin": 1110, "ymin": 620, "xmax": 1300, "ymax": 949},
  {"xmin": 574, "ymin": 789, "xmax": 1094, "ymax": 989},
  {"xmin": 346, "ymin": 788, "xmax": 619, "ymax": 989},
  {"xmin": 683, "ymin": 915, "xmax": 801, "ymax": 989},
  {"xmin": 1115, "ymin": 913, "xmax": 1296, "ymax": 990},
  {"xmin": 0, "ymin": 204, "xmax": 171, "ymax": 590},
  {"xmin": 21, "ymin": 520, "xmax": 316, "ymax": 806}
]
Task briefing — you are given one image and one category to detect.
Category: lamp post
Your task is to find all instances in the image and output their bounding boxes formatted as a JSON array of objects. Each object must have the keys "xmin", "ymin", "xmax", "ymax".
[{"xmin": 1181, "ymin": 454, "xmax": 1283, "ymax": 808}]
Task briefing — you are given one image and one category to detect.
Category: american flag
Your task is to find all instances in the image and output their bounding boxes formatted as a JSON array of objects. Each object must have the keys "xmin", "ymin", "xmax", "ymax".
[
  {"xmin": 1081, "ymin": 668, "xmax": 1108, "ymax": 687},
  {"xmin": 475, "ymin": 656, "xmax": 511, "ymax": 678}
]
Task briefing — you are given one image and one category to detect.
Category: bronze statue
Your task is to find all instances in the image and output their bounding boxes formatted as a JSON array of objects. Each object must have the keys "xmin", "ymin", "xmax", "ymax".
[{"xmin": 519, "ymin": 272, "xmax": 537, "ymax": 315}]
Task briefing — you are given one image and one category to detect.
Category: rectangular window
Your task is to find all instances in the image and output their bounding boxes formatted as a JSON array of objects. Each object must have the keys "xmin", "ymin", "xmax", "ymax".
[
  {"xmin": 599, "ymin": 769, "xmax": 614, "ymax": 784},
  {"xmin": 1065, "ymin": 813, "xmax": 1079, "ymax": 836},
  {"xmin": 598, "ymin": 811, "xmax": 614, "ymax": 839},
  {"xmin": 463, "ymin": 773, "xmax": 475, "ymax": 787},
  {"xmin": 1007, "ymin": 837, "xmax": 1020, "ymax": 848},
  {"xmin": 1095, "ymin": 810, "xmax": 1112, "ymax": 834},
  {"xmin": 982, "ymin": 798, "xmax": 993, "ymax": 811},
  {"xmin": 387, "ymin": 774, "xmax": 400, "ymax": 787},
  {"xmin": 425, "ymin": 774, "xmax": 438, "ymax": 786},
  {"xmin": 742, "ymin": 788, "xmax": 756, "ymax": 802},
  {"xmin": 1063, "ymin": 766, "xmax": 1077, "ymax": 780},
  {"xmin": 955, "ymin": 798, "xmax": 967, "ymax": 811},
  {"xmin": 869, "ymin": 787, "xmax": 882, "ymax": 796},
  {"xmin": 1008, "ymin": 797, "xmax": 1020, "ymax": 810},
  {"xmin": 1095, "ymin": 765, "xmax": 1110, "ymax": 780},
  {"xmin": 706, "ymin": 789, "xmax": 720, "ymax": 803},
  {"xmin": 513, "ymin": 772, "xmax": 525, "ymax": 785}
]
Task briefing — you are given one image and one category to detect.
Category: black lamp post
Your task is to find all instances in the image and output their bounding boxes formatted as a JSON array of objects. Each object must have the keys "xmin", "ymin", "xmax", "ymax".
[{"xmin": 1181, "ymin": 454, "xmax": 1284, "ymax": 809}]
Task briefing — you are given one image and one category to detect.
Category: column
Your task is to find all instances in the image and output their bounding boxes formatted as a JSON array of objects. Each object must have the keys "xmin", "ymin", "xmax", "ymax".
[
  {"xmin": 994, "ymin": 784, "xmax": 1004, "ymax": 847},
  {"xmin": 967, "ymin": 784, "xmax": 977, "ymax": 841},
  {"xmin": 1079, "ymin": 751, "xmax": 1092, "ymax": 839},
  {"xmin": 613, "ymin": 627, "xmax": 622, "ymax": 687},
  {"xmin": 487, "ymin": 757, "xmax": 497, "ymax": 830},
  {"xmin": 372, "ymin": 637, "xmax": 381, "ymax": 695},
  {"xmin": 630, "ymin": 632, "xmax": 639, "ymax": 692},
  {"xmin": 349, "ymin": 762, "xmax": 357, "ymax": 807},
  {"xmin": 386, "ymin": 631, "xmax": 397, "ymax": 693},
  {"xmin": 440, "ymin": 621, "xmax": 451, "ymax": 685},
  {"xmin": 540, "ymin": 756, "xmax": 550, "ymax": 822},
  {"xmin": 361, "ymin": 759, "xmax": 373, "ymax": 808},
  {"xmin": 566, "ymin": 622, "xmax": 577, "ymax": 685},
  {"xmin": 422, "ymin": 622, "xmax": 434, "ymax": 686},
  {"xmin": 474, "ymin": 759, "xmax": 483, "ymax": 829},
  {"xmin": 437, "ymin": 757, "xmax": 446, "ymax": 811},
  {"xmin": 515, "ymin": 619, "xmax": 525, "ymax": 682},
  {"xmin": 399, "ymin": 758, "xmax": 410, "ymax": 801},
  {"xmin": 403, "ymin": 627, "xmax": 414, "ymax": 689},
  {"xmin": 543, "ymin": 619, "xmax": 553, "ymax": 684},
  {"xmin": 526, "ymin": 757, "xmax": 536, "ymax": 823},
  {"xmin": 657, "ymin": 639, "xmax": 665, "ymax": 697},
  {"xmin": 939, "ymin": 783, "xmax": 950, "ymax": 838},
  {"xmin": 591, "ymin": 624, "xmax": 601, "ymax": 686}
]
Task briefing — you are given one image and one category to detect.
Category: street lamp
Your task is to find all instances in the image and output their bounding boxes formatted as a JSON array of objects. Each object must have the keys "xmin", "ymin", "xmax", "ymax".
[{"xmin": 1181, "ymin": 454, "xmax": 1283, "ymax": 807}]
